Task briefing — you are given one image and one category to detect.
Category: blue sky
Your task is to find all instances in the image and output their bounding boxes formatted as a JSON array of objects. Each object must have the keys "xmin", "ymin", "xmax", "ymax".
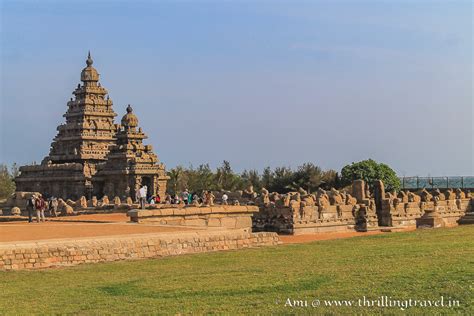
[{"xmin": 1, "ymin": 0, "xmax": 472, "ymax": 176}]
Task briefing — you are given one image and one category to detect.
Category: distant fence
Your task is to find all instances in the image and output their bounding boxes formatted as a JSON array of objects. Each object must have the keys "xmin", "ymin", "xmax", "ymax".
[{"xmin": 399, "ymin": 176, "xmax": 474, "ymax": 190}]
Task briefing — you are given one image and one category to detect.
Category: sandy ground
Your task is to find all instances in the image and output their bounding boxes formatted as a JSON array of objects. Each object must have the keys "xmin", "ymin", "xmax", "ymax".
[
  {"xmin": 0, "ymin": 213, "xmax": 194, "ymax": 243},
  {"xmin": 0, "ymin": 213, "xmax": 412, "ymax": 244},
  {"xmin": 50, "ymin": 213, "xmax": 130, "ymax": 222}
]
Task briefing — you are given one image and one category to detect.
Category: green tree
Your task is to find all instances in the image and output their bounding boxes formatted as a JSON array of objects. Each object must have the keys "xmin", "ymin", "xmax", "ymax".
[
  {"xmin": 241, "ymin": 169, "xmax": 262, "ymax": 192},
  {"xmin": 340, "ymin": 159, "xmax": 400, "ymax": 191},
  {"xmin": 0, "ymin": 164, "xmax": 16, "ymax": 199},
  {"xmin": 215, "ymin": 161, "xmax": 242, "ymax": 191},
  {"xmin": 167, "ymin": 166, "xmax": 189, "ymax": 195},
  {"xmin": 187, "ymin": 164, "xmax": 216, "ymax": 193},
  {"xmin": 321, "ymin": 169, "xmax": 339, "ymax": 189},
  {"xmin": 269, "ymin": 166, "xmax": 294, "ymax": 193},
  {"xmin": 290, "ymin": 163, "xmax": 324, "ymax": 193},
  {"xmin": 261, "ymin": 167, "xmax": 273, "ymax": 189}
]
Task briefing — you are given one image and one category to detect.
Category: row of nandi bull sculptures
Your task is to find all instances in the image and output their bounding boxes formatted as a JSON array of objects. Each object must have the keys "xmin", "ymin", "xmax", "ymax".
[
  {"xmin": 251, "ymin": 180, "xmax": 379, "ymax": 234},
  {"xmin": 3, "ymin": 192, "xmax": 135, "ymax": 216},
  {"xmin": 213, "ymin": 180, "xmax": 473, "ymax": 234},
  {"xmin": 374, "ymin": 181, "xmax": 472, "ymax": 228}
]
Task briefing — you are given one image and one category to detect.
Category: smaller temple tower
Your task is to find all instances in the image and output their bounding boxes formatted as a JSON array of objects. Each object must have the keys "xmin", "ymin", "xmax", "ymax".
[{"xmin": 95, "ymin": 105, "xmax": 169, "ymax": 199}]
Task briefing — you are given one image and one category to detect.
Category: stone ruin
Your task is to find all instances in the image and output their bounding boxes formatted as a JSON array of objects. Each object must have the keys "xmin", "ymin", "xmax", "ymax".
[
  {"xmin": 164, "ymin": 180, "xmax": 471, "ymax": 235},
  {"xmin": 252, "ymin": 180, "xmax": 378, "ymax": 234},
  {"xmin": 249, "ymin": 180, "xmax": 472, "ymax": 234},
  {"xmin": 14, "ymin": 53, "xmax": 169, "ymax": 201},
  {"xmin": 374, "ymin": 181, "xmax": 472, "ymax": 228}
]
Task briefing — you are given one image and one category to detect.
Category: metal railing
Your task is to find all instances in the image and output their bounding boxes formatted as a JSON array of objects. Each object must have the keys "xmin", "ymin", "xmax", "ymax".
[{"xmin": 399, "ymin": 176, "xmax": 474, "ymax": 190}]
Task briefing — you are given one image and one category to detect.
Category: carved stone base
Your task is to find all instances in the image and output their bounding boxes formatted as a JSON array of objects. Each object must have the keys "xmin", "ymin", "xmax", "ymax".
[{"xmin": 416, "ymin": 213, "xmax": 445, "ymax": 229}]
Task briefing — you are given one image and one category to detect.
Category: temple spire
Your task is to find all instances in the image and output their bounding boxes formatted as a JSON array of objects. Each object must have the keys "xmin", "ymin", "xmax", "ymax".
[{"xmin": 86, "ymin": 51, "xmax": 93, "ymax": 67}]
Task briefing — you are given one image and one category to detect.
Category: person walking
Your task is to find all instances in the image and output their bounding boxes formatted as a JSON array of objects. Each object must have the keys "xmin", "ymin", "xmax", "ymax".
[
  {"xmin": 138, "ymin": 185, "xmax": 147, "ymax": 209},
  {"xmin": 35, "ymin": 195, "xmax": 46, "ymax": 223},
  {"xmin": 50, "ymin": 197, "xmax": 59, "ymax": 217},
  {"xmin": 26, "ymin": 195, "xmax": 36, "ymax": 223}
]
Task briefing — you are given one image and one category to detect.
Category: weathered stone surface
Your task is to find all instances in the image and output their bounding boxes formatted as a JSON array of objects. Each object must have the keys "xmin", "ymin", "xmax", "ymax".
[
  {"xmin": 11, "ymin": 207, "xmax": 21, "ymax": 216},
  {"xmin": 128, "ymin": 205, "xmax": 259, "ymax": 232},
  {"xmin": 375, "ymin": 184, "xmax": 470, "ymax": 228},
  {"xmin": 0, "ymin": 231, "xmax": 280, "ymax": 271},
  {"xmin": 253, "ymin": 181, "xmax": 379, "ymax": 234}
]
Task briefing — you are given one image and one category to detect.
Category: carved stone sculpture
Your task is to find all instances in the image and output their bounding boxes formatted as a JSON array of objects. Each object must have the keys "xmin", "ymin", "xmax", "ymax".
[
  {"xmin": 345, "ymin": 194, "xmax": 357, "ymax": 206},
  {"xmin": 420, "ymin": 189, "xmax": 433, "ymax": 202},
  {"xmin": 433, "ymin": 189, "xmax": 446, "ymax": 201},
  {"xmin": 455, "ymin": 188, "xmax": 466, "ymax": 199},
  {"xmin": 101, "ymin": 195, "xmax": 109, "ymax": 206},
  {"xmin": 330, "ymin": 188, "xmax": 344, "ymax": 205},
  {"xmin": 408, "ymin": 192, "xmax": 421, "ymax": 203},
  {"xmin": 445, "ymin": 189, "xmax": 456, "ymax": 200}
]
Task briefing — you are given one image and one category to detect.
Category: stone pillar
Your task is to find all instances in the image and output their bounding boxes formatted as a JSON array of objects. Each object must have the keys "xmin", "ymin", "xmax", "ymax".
[
  {"xmin": 373, "ymin": 180, "xmax": 385, "ymax": 216},
  {"xmin": 352, "ymin": 180, "xmax": 366, "ymax": 204}
]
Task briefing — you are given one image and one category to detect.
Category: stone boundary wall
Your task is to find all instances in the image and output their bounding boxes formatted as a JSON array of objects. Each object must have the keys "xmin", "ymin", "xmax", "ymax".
[
  {"xmin": 128, "ymin": 205, "xmax": 259, "ymax": 231},
  {"xmin": 0, "ymin": 230, "xmax": 280, "ymax": 271},
  {"xmin": 253, "ymin": 204, "xmax": 378, "ymax": 235},
  {"xmin": 379, "ymin": 198, "xmax": 471, "ymax": 228}
]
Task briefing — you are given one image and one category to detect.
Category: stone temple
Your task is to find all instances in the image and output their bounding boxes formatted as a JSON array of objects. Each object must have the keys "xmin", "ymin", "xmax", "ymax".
[{"xmin": 15, "ymin": 53, "xmax": 169, "ymax": 200}]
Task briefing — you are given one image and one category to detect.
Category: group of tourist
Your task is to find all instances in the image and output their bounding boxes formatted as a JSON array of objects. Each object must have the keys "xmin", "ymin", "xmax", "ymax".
[
  {"xmin": 135, "ymin": 187, "xmax": 226, "ymax": 209},
  {"xmin": 164, "ymin": 189, "xmax": 219, "ymax": 206},
  {"xmin": 25, "ymin": 194, "xmax": 59, "ymax": 223}
]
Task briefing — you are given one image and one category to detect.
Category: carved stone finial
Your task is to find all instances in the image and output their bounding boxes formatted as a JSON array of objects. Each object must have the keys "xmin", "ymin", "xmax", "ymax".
[
  {"xmin": 86, "ymin": 51, "xmax": 93, "ymax": 67},
  {"xmin": 126, "ymin": 104, "xmax": 133, "ymax": 113}
]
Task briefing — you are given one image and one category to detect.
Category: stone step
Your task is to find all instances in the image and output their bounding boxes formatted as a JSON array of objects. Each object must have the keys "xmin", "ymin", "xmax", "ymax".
[
  {"xmin": 367, "ymin": 226, "xmax": 407, "ymax": 233},
  {"xmin": 458, "ymin": 213, "xmax": 474, "ymax": 225}
]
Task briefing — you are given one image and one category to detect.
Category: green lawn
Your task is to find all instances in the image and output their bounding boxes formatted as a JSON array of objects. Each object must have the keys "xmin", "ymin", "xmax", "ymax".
[{"xmin": 1, "ymin": 226, "xmax": 473, "ymax": 315}]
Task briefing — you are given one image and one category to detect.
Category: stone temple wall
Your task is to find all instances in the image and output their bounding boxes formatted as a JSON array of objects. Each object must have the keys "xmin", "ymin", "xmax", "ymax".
[
  {"xmin": 128, "ymin": 205, "xmax": 258, "ymax": 232},
  {"xmin": 373, "ymin": 180, "xmax": 472, "ymax": 228},
  {"xmin": 0, "ymin": 231, "xmax": 280, "ymax": 271},
  {"xmin": 378, "ymin": 196, "xmax": 471, "ymax": 228},
  {"xmin": 253, "ymin": 203, "xmax": 378, "ymax": 235}
]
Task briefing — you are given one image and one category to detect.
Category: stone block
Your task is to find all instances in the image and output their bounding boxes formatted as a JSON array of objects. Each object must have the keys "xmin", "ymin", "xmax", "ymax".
[
  {"xmin": 173, "ymin": 209, "xmax": 186, "ymax": 216},
  {"xmin": 184, "ymin": 218, "xmax": 208, "ymax": 227},
  {"xmin": 234, "ymin": 216, "xmax": 252, "ymax": 229},
  {"xmin": 206, "ymin": 218, "xmax": 221, "ymax": 227},
  {"xmin": 220, "ymin": 217, "xmax": 237, "ymax": 229}
]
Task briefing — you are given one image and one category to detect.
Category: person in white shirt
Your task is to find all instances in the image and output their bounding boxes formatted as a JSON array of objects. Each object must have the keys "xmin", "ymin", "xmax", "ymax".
[
  {"xmin": 182, "ymin": 189, "xmax": 189, "ymax": 205},
  {"xmin": 222, "ymin": 193, "xmax": 229, "ymax": 205},
  {"xmin": 139, "ymin": 185, "xmax": 147, "ymax": 209}
]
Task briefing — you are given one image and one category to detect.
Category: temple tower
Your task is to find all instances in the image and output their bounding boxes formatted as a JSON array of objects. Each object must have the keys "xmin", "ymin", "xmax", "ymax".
[
  {"xmin": 16, "ymin": 53, "xmax": 168, "ymax": 200},
  {"xmin": 96, "ymin": 105, "xmax": 168, "ymax": 199},
  {"xmin": 16, "ymin": 53, "xmax": 119, "ymax": 199},
  {"xmin": 48, "ymin": 52, "xmax": 117, "ymax": 166}
]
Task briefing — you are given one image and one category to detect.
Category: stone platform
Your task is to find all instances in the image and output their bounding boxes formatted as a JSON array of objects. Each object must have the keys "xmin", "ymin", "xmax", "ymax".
[{"xmin": 128, "ymin": 205, "xmax": 259, "ymax": 231}]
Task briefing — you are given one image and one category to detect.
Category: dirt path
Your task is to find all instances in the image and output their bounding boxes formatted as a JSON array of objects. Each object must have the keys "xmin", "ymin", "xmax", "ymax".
[{"xmin": 0, "ymin": 222, "xmax": 194, "ymax": 243}]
